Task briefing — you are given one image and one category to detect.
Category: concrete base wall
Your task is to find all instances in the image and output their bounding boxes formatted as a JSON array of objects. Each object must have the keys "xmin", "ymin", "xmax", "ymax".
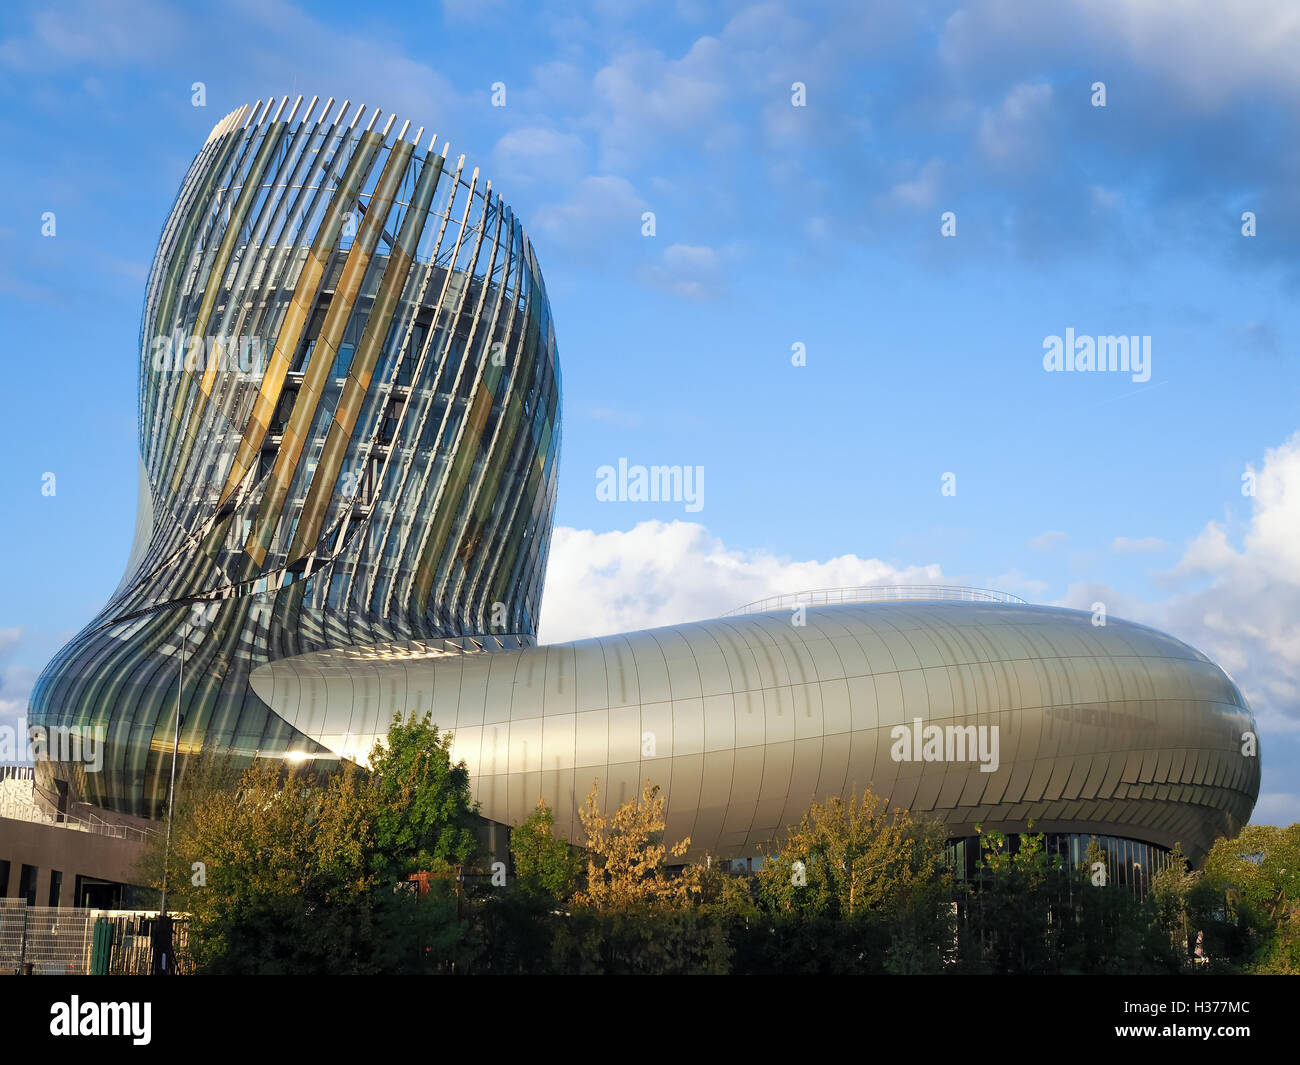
[{"xmin": 0, "ymin": 816, "xmax": 146, "ymax": 906}]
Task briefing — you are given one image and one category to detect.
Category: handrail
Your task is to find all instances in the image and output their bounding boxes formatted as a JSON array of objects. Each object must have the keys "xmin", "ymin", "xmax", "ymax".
[
  {"xmin": 723, "ymin": 584, "xmax": 1028, "ymax": 617},
  {"xmin": 0, "ymin": 769, "xmax": 155, "ymax": 843}
]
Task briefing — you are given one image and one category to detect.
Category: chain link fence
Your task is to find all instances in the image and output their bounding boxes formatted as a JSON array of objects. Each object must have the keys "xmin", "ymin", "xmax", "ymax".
[{"xmin": 0, "ymin": 899, "xmax": 189, "ymax": 975}]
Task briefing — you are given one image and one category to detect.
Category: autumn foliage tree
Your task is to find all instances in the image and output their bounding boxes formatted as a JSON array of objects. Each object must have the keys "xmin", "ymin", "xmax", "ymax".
[
  {"xmin": 573, "ymin": 779, "xmax": 701, "ymax": 909},
  {"xmin": 756, "ymin": 790, "xmax": 949, "ymax": 918},
  {"xmin": 740, "ymin": 788, "xmax": 952, "ymax": 973},
  {"xmin": 547, "ymin": 779, "xmax": 727, "ymax": 973}
]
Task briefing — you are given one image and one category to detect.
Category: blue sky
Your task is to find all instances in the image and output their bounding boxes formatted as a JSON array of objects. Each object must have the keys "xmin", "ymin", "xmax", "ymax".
[{"xmin": 0, "ymin": 0, "xmax": 1296, "ymax": 822}]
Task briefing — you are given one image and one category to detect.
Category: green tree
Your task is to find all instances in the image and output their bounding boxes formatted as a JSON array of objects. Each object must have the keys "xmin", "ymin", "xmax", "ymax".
[
  {"xmin": 510, "ymin": 797, "xmax": 582, "ymax": 900},
  {"xmin": 958, "ymin": 826, "xmax": 1061, "ymax": 974},
  {"xmin": 1151, "ymin": 842, "xmax": 1198, "ymax": 961},
  {"xmin": 1199, "ymin": 822, "xmax": 1300, "ymax": 972},
  {"xmin": 134, "ymin": 748, "xmax": 247, "ymax": 926},
  {"xmin": 137, "ymin": 715, "xmax": 475, "ymax": 974},
  {"xmin": 746, "ymin": 789, "xmax": 952, "ymax": 974},
  {"xmin": 367, "ymin": 712, "xmax": 479, "ymax": 876},
  {"xmin": 755, "ymin": 790, "xmax": 949, "ymax": 919}
]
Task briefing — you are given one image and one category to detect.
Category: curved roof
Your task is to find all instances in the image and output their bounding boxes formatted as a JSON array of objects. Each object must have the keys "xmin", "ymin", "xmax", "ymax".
[{"xmin": 251, "ymin": 601, "xmax": 1260, "ymax": 862}]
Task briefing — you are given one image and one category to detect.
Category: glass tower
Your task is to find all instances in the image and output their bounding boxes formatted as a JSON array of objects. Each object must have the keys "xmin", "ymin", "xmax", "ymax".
[{"xmin": 29, "ymin": 98, "xmax": 561, "ymax": 817}]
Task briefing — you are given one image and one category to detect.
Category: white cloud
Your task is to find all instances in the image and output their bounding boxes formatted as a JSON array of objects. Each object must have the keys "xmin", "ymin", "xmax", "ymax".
[
  {"xmin": 531, "ymin": 175, "xmax": 646, "ymax": 254},
  {"xmin": 639, "ymin": 243, "xmax": 724, "ymax": 300},
  {"xmin": 525, "ymin": 61, "xmax": 590, "ymax": 112},
  {"xmin": 1056, "ymin": 433, "xmax": 1300, "ymax": 740},
  {"xmin": 0, "ymin": 629, "xmax": 33, "ymax": 737},
  {"xmin": 1070, "ymin": 0, "xmax": 1300, "ymax": 108},
  {"xmin": 590, "ymin": 38, "xmax": 731, "ymax": 168},
  {"xmin": 1028, "ymin": 530, "xmax": 1068, "ymax": 552},
  {"xmin": 0, "ymin": 0, "xmax": 186, "ymax": 69},
  {"xmin": 887, "ymin": 158, "xmax": 944, "ymax": 209},
  {"xmin": 537, "ymin": 520, "xmax": 945, "ymax": 644},
  {"xmin": 942, "ymin": 0, "xmax": 1300, "ymax": 113},
  {"xmin": 977, "ymin": 82, "xmax": 1053, "ymax": 170},
  {"xmin": 1, "ymin": 0, "xmax": 467, "ymax": 136},
  {"xmin": 1150, "ymin": 435, "xmax": 1300, "ymax": 735},
  {"xmin": 1112, "ymin": 535, "xmax": 1168, "ymax": 553},
  {"xmin": 0, "ymin": 666, "xmax": 36, "ymax": 730},
  {"xmin": 492, "ymin": 127, "xmax": 587, "ymax": 186}
]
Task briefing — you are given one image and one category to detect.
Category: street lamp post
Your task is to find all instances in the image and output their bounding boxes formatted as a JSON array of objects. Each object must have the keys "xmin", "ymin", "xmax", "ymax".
[{"xmin": 155, "ymin": 609, "xmax": 189, "ymax": 974}]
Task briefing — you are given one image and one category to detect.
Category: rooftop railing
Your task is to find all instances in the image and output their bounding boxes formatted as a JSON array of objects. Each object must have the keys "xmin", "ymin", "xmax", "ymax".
[{"xmin": 723, "ymin": 585, "xmax": 1028, "ymax": 617}]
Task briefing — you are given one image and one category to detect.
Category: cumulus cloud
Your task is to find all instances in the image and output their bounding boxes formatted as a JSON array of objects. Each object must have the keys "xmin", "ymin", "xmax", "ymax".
[
  {"xmin": 0, "ymin": 0, "xmax": 187, "ymax": 69},
  {"xmin": 976, "ymin": 82, "xmax": 1054, "ymax": 170},
  {"xmin": 589, "ymin": 37, "xmax": 732, "ymax": 168},
  {"xmin": 1151, "ymin": 434, "xmax": 1300, "ymax": 735},
  {"xmin": 531, "ymin": 175, "xmax": 646, "ymax": 255},
  {"xmin": 1, "ymin": 0, "xmax": 466, "ymax": 135},
  {"xmin": 886, "ymin": 157, "xmax": 944, "ymax": 209},
  {"xmin": 536, "ymin": 430, "xmax": 1300, "ymax": 815},
  {"xmin": 0, "ymin": 628, "xmax": 35, "ymax": 741},
  {"xmin": 537, "ymin": 520, "xmax": 945, "ymax": 644},
  {"xmin": 1028, "ymin": 530, "xmax": 1068, "ymax": 552},
  {"xmin": 639, "ymin": 243, "xmax": 724, "ymax": 300},
  {"xmin": 942, "ymin": 0, "xmax": 1300, "ymax": 110},
  {"xmin": 492, "ymin": 126, "xmax": 587, "ymax": 186},
  {"xmin": 1112, "ymin": 536, "xmax": 1168, "ymax": 554},
  {"xmin": 1059, "ymin": 433, "xmax": 1300, "ymax": 739}
]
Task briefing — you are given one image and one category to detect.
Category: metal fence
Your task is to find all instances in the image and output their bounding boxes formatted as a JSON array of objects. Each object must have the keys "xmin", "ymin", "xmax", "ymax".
[{"xmin": 0, "ymin": 899, "xmax": 189, "ymax": 975}]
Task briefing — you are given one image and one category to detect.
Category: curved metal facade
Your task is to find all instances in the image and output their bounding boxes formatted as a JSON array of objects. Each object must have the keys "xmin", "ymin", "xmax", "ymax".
[
  {"xmin": 30, "ymin": 98, "xmax": 561, "ymax": 817},
  {"xmin": 250, "ymin": 602, "xmax": 1260, "ymax": 863}
]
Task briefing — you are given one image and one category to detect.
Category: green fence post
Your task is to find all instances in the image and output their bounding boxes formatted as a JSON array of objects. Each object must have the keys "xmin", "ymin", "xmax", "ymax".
[{"xmin": 90, "ymin": 917, "xmax": 114, "ymax": 975}]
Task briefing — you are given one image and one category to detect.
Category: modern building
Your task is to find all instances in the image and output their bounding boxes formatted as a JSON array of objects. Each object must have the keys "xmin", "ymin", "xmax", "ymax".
[
  {"xmin": 249, "ymin": 589, "xmax": 1259, "ymax": 869},
  {"xmin": 22, "ymin": 98, "xmax": 1259, "ymax": 892},
  {"xmin": 29, "ymin": 96, "xmax": 560, "ymax": 821},
  {"xmin": 1, "ymin": 767, "xmax": 148, "ymax": 908}
]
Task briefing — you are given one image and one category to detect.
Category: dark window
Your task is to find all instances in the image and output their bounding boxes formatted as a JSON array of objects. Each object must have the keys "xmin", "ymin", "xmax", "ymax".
[
  {"xmin": 48, "ymin": 871, "xmax": 62, "ymax": 907},
  {"xmin": 19, "ymin": 864, "xmax": 37, "ymax": 906}
]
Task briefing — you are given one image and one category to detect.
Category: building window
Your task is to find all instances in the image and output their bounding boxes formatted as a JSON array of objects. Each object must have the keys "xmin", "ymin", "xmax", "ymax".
[
  {"xmin": 48, "ymin": 871, "xmax": 62, "ymax": 907},
  {"xmin": 19, "ymin": 864, "xmax": 37, "ymax": 906}
]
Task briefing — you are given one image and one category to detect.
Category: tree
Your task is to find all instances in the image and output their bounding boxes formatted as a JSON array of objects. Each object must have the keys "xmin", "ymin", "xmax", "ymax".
[
  {"xmin": 134, "ymin": 748, "xmax": 247, "ymax": 926},
  {"xmin": 1151, "ymin": 842, "xmax": 1199, "ymax": 960},
  {"xmin": 755, "ymin": 790, "xmax": 949, "ymax": 919},
  {"xmin": 366, "ymin": 712, "xmax": 479, "ymax": 877},
  {"xmin": 958, "ymin": 826, "xmax": 1061, "ymax": 974},
  {"xmin": 136, "ymin": 715, "xmax": 476, "ymax": 974},
  {"xmin": 546, "ymin": 779, "xmax": 730, "ymax": 973},
  {"xmin": 745, "ymin": 789, "xmax": 952, "ymax": 974},
  {"xmin": 510, "ymin": 798, "xmax": 582, "ymax": 900},
  {"xmin": 1200, "ymin": 822, "xmax": 1300, "ymax": 972},
  {"xmin": 573, "ymin": 779, "xmax": 698, "ymax": 909}
]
